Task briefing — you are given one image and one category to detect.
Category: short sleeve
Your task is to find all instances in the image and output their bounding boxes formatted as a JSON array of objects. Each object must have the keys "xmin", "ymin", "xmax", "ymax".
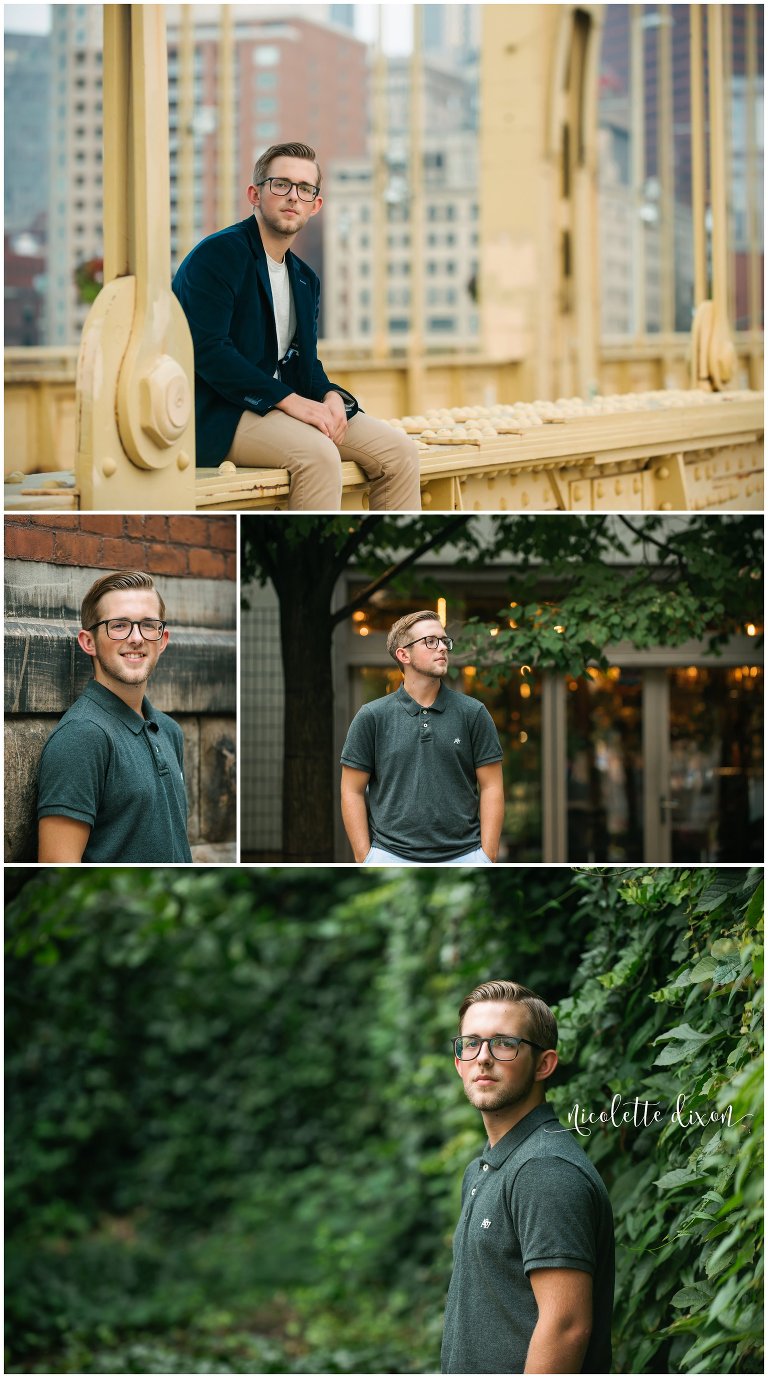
[
  {"xmin": 340, "ymin": 708, "xmax": 375, "ymax": 772},
  {"xmin": 37, "ymin": 720, "xmax": 110, "ymax": 826},
  {"xmin": 469, "ymin": 703, "xmax": 503, "ymax": 767},
  {"xmin": 511, "ymin": 1157, "xmax": 599, "ymax": 1276}
]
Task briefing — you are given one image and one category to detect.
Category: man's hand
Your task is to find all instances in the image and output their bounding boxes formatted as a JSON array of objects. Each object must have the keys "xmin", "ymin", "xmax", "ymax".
[
  {"xmin": 38, "ymin": 816, "xmax": 91, "ymax": 863},
  {"xmin": 274, "ymin": 392, "xmax": 334, "ymax": 437},
  {"xmin": 274, "ymin": 391, "xmax": 348, "ymax": 444},
  {"xmin": 340, "ymin": 766, "xmax": 371, "ymax": 862},
  {"xmin": 322, "ymin": 391, "xmax": 349, "ymax": 445},
  {"xmin": 524, "ymin": 1268, "xmax": 593, "ymax": 1373}
]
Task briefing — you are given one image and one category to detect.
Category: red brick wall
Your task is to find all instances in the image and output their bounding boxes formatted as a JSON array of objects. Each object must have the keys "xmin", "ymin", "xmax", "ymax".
[{"xmin": 4, "ymin": 515, "xmax": 236, "ymax": 581}]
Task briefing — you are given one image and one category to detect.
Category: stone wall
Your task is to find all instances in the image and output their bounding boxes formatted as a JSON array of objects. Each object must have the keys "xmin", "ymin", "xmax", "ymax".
[{"xmin": 4, "ymin": 514, "xmax": 237, "ymax": 862}]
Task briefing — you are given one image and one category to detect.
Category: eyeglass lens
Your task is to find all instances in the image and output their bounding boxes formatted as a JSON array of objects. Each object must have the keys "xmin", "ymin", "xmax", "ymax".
[{"xmin": 106, "ymin": 620, "xmax": 164, "ymax": 640}]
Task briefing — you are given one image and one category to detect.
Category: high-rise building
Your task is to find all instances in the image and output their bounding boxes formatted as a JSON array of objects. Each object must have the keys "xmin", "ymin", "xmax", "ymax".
[
  {"xmin": 323, "ymin": 55, "xmax": 480, "ymax": 347},
  {"xmin": 4, "ymin": 31, "xmax": 51, "ymax": 233}
]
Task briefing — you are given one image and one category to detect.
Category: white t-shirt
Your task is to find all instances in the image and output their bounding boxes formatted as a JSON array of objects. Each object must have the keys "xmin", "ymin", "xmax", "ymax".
[{"xmin": 266, "ymin": 253, "xmax": 297, "ymax": 377}]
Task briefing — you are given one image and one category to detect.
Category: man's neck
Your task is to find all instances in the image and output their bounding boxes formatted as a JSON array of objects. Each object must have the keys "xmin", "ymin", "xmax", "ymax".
[
  {"xmin": 253, "ymin": 211, "xmax": 289, "ymax": 264},
  {"xmin": 402, "ymin": 671, "xmax": 443, "ymax": 708},
  {"xmin": 482, "ymin": 1093, "xmax": 546, "ymax": 1148},
  {"xmin": 92, "ymin": 673, "xmax": 146, "ymax": 717}
]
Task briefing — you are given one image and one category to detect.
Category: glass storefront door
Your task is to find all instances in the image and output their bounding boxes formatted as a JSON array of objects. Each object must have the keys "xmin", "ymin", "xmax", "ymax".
[
  {"xmin": 665, "ymin": 666, "xmax": 764, "ymax": 862},
  {"xmin": 565, "ymin": 668, "xmax": 644, "ymax": 861}
]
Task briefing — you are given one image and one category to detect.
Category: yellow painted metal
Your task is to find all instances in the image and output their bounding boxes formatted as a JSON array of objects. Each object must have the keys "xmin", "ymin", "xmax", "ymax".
[
  {"xmin": 371, "ymin": 10, "xmax": 388, "ymax": 362},
  {"xmin": 481, "ymin": 6, "xmax": 601, "ymax": 400},
  {"xmin": 689, "ymin": 6, "xmax": 707, "ymax": 305},
  {"xmin": 219, "ymin": 6, "xmax": 235, "ymax": 228},
  {"xmin": 406, "ymin": 6, "xmax": 425, "ymax": 415},
  {"xmin": 177, "ymin": 5, "xmax": 195, "ymax": 260},
  {"xmin": 76, "ymin": 4, "xmax": 195, "ymax": 510},
  {"xmin": 631, "ymin": 4, "xmax": 646, "ymax": 336},
  {"xmin": 690, "ymin": 5, "xmax": 737, "ymax": 390},
  {"xmin": 658, "ymin": 5, "xmax": 674, "ymax": 336}
]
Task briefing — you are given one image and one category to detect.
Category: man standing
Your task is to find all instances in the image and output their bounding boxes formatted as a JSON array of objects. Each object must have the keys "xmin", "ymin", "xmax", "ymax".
[
  {"xmin": 37, "ymin": 571, "xmax": 192, "ymax": 864},
  {"xmin": 340, "ymin": 610, "xmax": 504, "ymax": 863},
  {"xmin": 442, "ymin": 980, "xmax": 615, "ymax": 1374},
  {"xmin": 172, "ymin": 141, "xmax": 421, "ymax": 512}
]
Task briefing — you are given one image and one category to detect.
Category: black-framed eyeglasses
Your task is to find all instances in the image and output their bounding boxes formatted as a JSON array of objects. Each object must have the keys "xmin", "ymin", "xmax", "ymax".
[
  {"xmin": 402, "ymin": 635, "xmax": 454, "ymax": 651},
  {"xmin": 453, "ymin": 1035, "xmax": 545, "ymax": 1061},
  {"xmin": 88, "ymin": 619, "xmax": 166, "ymax": 641},
  {"xmin": 257, "ymin": 177, "xmax": 319, "ymax": 202}
]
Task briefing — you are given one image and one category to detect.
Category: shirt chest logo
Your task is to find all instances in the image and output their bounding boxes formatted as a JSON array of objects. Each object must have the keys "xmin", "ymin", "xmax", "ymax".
[
  {"xmin": 453, "ymin": 737, "xmax": 461, "ymax": 745},
  {"xmin": 481, "ymin": 1218, "xmax": 492, "ymax": 1229}
]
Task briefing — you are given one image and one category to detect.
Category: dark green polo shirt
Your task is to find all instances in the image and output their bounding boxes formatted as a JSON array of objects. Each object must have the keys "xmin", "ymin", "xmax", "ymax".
[
  {"xmin": 441, "ymin": 1103, "xmax": 614, "ymax": 1374},
  {"xmin": 340, "ymin": 683, "xmax": 503, "ymax": 861},
  {"xmin": 37, "ymin": 681, "xmax": 192, "ymax": 863}
]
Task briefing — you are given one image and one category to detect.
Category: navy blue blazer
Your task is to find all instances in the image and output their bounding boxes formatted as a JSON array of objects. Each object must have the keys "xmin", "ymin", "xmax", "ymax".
[{"xmin": 172, "ymin": 215, "xmax": 358, "ymax": 465}]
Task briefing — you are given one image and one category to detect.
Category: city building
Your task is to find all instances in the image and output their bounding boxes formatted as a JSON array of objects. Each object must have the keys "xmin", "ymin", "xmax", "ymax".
[{"xmin": 323, "ymin": 56, "xmax": 480, "ymax": 348}]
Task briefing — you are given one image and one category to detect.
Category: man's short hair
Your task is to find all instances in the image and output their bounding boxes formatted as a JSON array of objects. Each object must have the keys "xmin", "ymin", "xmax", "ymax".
[
  {"xmin": 386, "ymin": 609, "xmax": 444, "ymax": 663},
  {"xmin": 81, "ymin": 571, "xmax": 166, "ymax": 631},
  {"xmin": 458, "ymin": 980, "xmax": 558, "ymax": 1051},
  {"xmin": 252, "ymin": 142, "xmax": 322, "ymax": 190}
]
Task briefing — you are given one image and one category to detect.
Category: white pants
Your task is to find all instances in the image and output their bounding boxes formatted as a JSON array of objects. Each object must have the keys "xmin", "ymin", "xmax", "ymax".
[{"xmin": 363, "ymin": 845, "xmax": 492, "ymax": 866}]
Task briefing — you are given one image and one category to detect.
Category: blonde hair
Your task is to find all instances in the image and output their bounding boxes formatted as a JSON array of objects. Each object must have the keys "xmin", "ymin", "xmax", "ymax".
[
  {"xmin": 385, "ymin": 609, "xmax": 444, "ymax": 663},
  {"xmin": 81, "ymin": 571, "xmax": 165, "ymax": 631},
  {"xmin": 458, "ymin": 980, "xmax": 558, "ymax": 1050},
  {"xmin": 252, "ymin": 142, "xmax": 321, "ymax": 189}
]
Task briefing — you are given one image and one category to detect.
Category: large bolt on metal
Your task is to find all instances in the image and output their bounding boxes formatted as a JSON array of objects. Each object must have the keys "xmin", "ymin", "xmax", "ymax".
[{"xmin": 139, "ymin": 354, "xmax": 192, "ymax": 447}]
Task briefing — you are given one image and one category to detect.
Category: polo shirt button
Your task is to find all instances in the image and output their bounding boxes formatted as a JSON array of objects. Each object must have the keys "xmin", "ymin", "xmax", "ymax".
[
  {"xmin": 482, "ymin": 1164, "xmax": 490, "ymax": 1171},
  {"xmin": 471, "ymin": 1188, "xmax": 477, "ymax": 1195}
]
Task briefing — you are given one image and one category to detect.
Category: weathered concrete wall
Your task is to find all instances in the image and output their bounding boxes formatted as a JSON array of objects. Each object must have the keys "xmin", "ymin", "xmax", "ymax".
[{"xmin": 4, "ymin": 515, "xmax": 237, "ymax": 861}]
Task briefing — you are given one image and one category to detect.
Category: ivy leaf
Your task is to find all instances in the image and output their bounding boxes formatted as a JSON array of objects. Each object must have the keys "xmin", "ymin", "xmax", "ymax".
[
  {"xmin": 670, "ymin": 1284, "xmax": 712, "ymax": 1310},
  {"xmin": 655, "ymin": 1167, "xmax": 703, "ymax": 1190},
  {"xmin": 654, "ymin": 1039, "xmax": 707, "ymax": 1065},
  {"xmin": 655, "ymin": 1024, "xmax": 710, "ymax": 1044},
  {"xmin": 689, "ymin": 955, "xmax": 718, "ymax": 983}
]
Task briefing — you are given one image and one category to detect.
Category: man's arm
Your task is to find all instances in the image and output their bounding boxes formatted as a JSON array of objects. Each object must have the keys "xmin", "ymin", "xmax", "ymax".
[
  {"xmin": 38, "ymin": 816, "xmax": 91, "ymax": 863},
  {"xmin": 524, "ymin": 1268, "xmax": 593, "ymax": 1374},
  {"xmin": 476, "ymin": 761, "xmax": 504, "ymax": 861},
  {"xmin": 340, "ymin": 766, "xmax": 371, "ymax": 861}
]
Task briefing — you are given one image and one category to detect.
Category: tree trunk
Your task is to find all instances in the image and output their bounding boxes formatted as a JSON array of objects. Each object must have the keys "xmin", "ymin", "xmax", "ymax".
[{"xmin": 278, "ymin": 553, "xmax": 337, "ymax": 861}]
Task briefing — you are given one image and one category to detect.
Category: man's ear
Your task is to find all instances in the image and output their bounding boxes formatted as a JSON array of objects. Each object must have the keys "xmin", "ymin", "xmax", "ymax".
[
  {"xmin": 535, "ymin": 1049, "xmax": 559, "ymax": 1083},
  {"xmin": 77, "ymin": 629, "xmax": 97, "ymax": 659},
  {"xmin": 394, "ymin": 646, "xmax": 409, "ymax": 669},
  {"xmin": 247, "ymin": 183, "xmax": 260, "ymax": 210}
]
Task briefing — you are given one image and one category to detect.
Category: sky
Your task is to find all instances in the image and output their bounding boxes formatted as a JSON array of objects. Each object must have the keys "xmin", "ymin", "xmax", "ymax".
[{"xmin": 3, "ymin": 3, "xmax": 416, "ymax": 52}]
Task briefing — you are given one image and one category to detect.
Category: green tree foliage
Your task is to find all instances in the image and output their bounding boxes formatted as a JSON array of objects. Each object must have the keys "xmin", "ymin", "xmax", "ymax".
[
  {"xmin": 5, "ymin": 865, "xmax": 763, "ymax": 1373},
  {"xmin": 241, "ymin": 515, "xmax": 763, "ymax": 854}
]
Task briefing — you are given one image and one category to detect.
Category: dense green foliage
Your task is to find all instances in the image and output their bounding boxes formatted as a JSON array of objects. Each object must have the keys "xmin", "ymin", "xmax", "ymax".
[{"xmin": 5, "ymin": 865, "xmax": 763, "ymax": 1373}]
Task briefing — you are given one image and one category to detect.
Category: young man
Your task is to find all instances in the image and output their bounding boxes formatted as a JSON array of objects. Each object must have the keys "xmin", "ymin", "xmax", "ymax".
[
  {"xmin": 442, "ymin": 981, "xmax": 615, "ymax": 1375},
  {"xmin": 172, "ymin": 141, "xmax": 421, "ymax": 511},
  {"xmin": 340, "ymin": 610, "xmax": 504, "ymax": 864},
  {"xmin": 37, "ymin": 570, "xmax": 192, "ymax": 864}
]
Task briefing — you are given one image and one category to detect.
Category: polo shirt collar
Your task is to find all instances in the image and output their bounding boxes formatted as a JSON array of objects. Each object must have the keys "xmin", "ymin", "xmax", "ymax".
[
  {"xmin": 395, "ymin": 683, "xmax": 448, "ymax": 716},
  {"xmin": 482, "ymin": 1103, "xmax": 561, "ymax": 1168},
  {"xmin": 82, "ymin": 680, "xmax": 157, "ymax": 735}
]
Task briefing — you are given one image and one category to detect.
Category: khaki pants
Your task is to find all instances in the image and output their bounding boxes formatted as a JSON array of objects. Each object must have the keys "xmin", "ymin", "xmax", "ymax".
[{"xmin": 225, "ymin": 409, "xmax": 422, "ymax": 511}]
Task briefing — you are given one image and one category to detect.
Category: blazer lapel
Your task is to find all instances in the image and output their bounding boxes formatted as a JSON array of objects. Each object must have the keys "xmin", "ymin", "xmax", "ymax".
[{"xmin": 245, "ymin": 216, "xmax": 278, "ymax": 352}]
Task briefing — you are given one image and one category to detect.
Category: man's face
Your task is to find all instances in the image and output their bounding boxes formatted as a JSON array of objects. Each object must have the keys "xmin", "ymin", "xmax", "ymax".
[
  {"xmin": 78, "ymin": 589, "xmax": 169, "ymax": 692},
  {"xmin": 247, "ymin": 156, "xmax": 323, "ymax": 240},
  {"xmin": 398, "ymin": 618, "xmax": 449, "ymax": 679},
  {"xmin": 455, "ymin": 1000, "xmax": 546, "ymax": 1114}
]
